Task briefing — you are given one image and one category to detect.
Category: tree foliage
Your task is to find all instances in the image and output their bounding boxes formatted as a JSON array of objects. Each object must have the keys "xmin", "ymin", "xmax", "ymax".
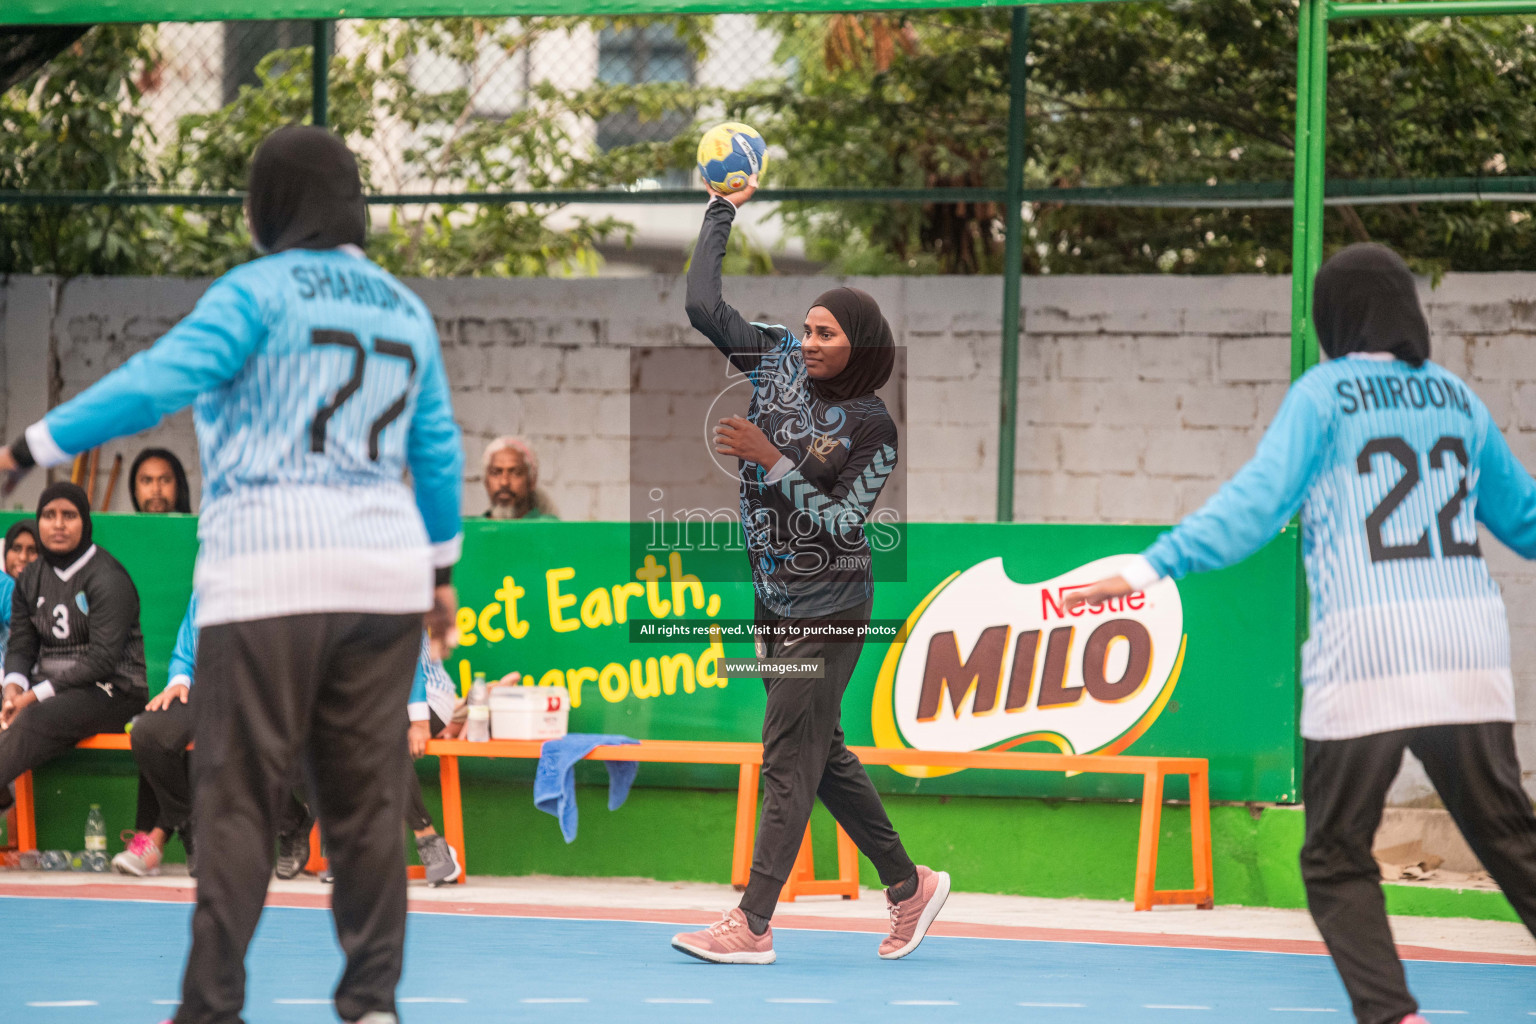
[
  {"xmin": 0, "ymin": 26, "xmax": 164, "ymax": 274},
  {"xmin": 733, "ymin": 1, "xmax": 1536, "ymax": 275},
  {"xmin": 3, "ymin": 5, "xmax": 1534, "ymax": 277}
]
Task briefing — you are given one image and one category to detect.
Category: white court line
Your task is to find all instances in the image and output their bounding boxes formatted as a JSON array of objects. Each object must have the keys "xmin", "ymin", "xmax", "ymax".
[
  {"xmin": 1018, "ymin": 1003, "xmax": 1086, "ymax": 1008},
  {"xmin": 26, "ymin": 1002, "xmax": 99, "ymax": 1008},
  {"xmin": 768, "ymin": 998, "xmax": 836, "ymax": 1004},
  {"xmin": 399, "ymin": 997, "xmax": 468, "ymax": 1004},
  {"xmin": 1270, "ymin": 1010, "xmax": 1338, "ymax": 1014},
  {"xmin": 521, "ymin": 998, "xmax": 590, "ymax": 1004},
  {"xmin": 151, "ymin": 1001, "xmax": 180, "ymax": 1007},
  {"xmin": 891, "ymin": 1000, "xmax": 960, "ymax": 1006},
  {"xmin": 645, "ymin": 998, "xmax": 712, "ymax": 1004},
  {"xmin": 1421, "ymin": 1013, "xmax": 1468, "ymax": 1017},
  {"xmin": 272, "ymin": 998, "xmax": 331, "ymax": 1005},
  {"xmin": 1145, "ymin": 1006, "xmax": 1211, "ymax": 1011}
]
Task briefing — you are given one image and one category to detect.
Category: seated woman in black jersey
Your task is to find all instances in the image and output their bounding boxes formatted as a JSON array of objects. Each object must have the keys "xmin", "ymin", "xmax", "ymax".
[{"xmin": 0, "ymin": 483, "xmax": 148, "ymax": 813}]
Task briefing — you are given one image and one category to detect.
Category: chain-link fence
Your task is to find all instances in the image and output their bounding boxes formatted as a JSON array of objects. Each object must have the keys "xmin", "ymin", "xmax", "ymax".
[
  {"xmin": 5, "ymin": 8, "xmax": 1536, "ymax": 286},
  {"xmin": 142, "ymin": 15, "xmax": 936, "ymax": 195}
]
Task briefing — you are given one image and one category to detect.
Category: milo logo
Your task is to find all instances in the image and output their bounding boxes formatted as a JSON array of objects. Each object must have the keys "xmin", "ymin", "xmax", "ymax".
[{"xmin": 871, "ymin": 556, "xmax": 1186, "ymax": 777}]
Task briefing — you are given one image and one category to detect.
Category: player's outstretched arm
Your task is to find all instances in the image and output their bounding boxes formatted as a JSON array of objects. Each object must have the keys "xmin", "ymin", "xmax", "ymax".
[
  {"xmin": 684, "ymin": 189, "xmax": 779, "ymax": 371},
  {"xmin": 1069, "ymin": 383, "xmax": 1329, "ymax": 613},
  {"xmin": 1474, "ymin": 418, "xmax": 1536, "ymax": 559},
  {"xmin": 3, "ymin": 276, "xmax": 264, "ymax": 472}
]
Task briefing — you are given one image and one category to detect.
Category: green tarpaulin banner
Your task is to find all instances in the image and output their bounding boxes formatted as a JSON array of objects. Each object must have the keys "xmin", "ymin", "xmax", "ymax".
[{"xmin": 0, "ymin": 513, "xmax": 1300, "ymax": 803}]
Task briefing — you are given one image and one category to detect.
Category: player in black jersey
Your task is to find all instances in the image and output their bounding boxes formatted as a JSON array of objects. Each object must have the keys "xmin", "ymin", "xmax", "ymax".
[
  {"xmin": 671, "ymin": 183, "xmax": 949, "ymax": 965},
  {"xmin": 0, "ymin": 483, "xmax": 147, "ymax": 810}
]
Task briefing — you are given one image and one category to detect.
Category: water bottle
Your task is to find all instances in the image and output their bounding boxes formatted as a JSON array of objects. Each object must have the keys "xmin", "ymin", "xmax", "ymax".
[
  {"xmin": 466, "ymin": 673, "xmax": 491, "ymax": 743},
  {"xmin": 85, "ymin": 804, "xmax": 106, "ymax": 854}
]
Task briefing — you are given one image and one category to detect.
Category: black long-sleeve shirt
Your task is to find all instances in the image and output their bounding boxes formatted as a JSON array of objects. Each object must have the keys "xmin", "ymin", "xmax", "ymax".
[
  {"xmin": 685, "ymin": 199, "xmax": 898, "ymax": 619},
  {"xmin": 4, "ymin": 545, "xmax": 148, "ymax": 701}
]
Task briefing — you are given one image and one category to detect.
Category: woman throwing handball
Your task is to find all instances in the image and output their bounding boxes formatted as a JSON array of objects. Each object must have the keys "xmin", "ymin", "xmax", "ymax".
[
  {"xmin": 672, "ymin": 171, "xmax": 948, "ymax": 965},
  {"xmin": 1068, "ymin": 244, "xmax": 1536, "ymax": 1024}
]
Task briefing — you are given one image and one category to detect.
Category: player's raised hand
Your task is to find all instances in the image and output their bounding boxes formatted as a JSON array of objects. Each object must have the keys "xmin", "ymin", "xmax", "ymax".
[
  {"xmin": 1063, "ymin": 575, "xmax": 1135, "ymax": 614},
  {"xmin": 709, "ymin": 176, "xmax": 757, "ymax": 208}
]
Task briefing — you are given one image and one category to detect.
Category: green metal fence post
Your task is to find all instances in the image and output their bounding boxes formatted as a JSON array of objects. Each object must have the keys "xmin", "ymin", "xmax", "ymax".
[
  {"xmin": 312, "ymin": 19, "xmax": 332, "ymax": 129},
  {"xmin": 1302, "ymin": 0, "xmax": 1328, "ymax": 364},
  {"xmin": 1289, "ymin": 0, "xmax": 1315, "ymax": 382},
  {"xmin": 1290, "ymin": 0, "xmax": 1328, "ymax": 379},
  {"xmin": 996, "ymin": 5, "xmax": 1029, "ymax": 522}
]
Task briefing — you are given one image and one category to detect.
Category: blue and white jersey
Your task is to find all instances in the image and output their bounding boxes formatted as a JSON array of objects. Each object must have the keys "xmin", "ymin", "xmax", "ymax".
[
  {"xmin": 408, "ymin": 631, "xmax": 457, "ymax": 725},
  {"xmin": 166, "ymin": 594, "xmax": 198, "ymax": 689},
  {"xmin": 25, "ymin": 248, "xmax": 464, "ymax": 626},
  {"xmin": 1129, "ymin": 353, "xmax": 1536, "ymax": 740},
  {"xmin": 0, "ymin": 572, "xmax": 13, "ymax": 658}
]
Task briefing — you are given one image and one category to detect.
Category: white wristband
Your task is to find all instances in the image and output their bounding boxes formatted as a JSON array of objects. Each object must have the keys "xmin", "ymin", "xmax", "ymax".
[
  {"xmin": 1120, "ymin": 555, "xmax": 1163, "ymax": 591},
  {"xmin": 764, "ymin": 455, "xmax": 795, "ymax": 485}
]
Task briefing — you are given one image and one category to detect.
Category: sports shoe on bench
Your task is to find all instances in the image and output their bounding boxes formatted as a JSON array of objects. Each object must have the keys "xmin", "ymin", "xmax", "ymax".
[
  {"xmin": 275, "ymin": 817, "xmax": 314, "ymax": 880},
  {"xmin": 416, "ymin": 833, "xmax": 462, "ymax": 887},
  {"xmin": 671, "ymin": 908, "xmax": 776, "ymax": 964},
  {"xmin": 112, "ymin": 830, "xmax": 162, "ymax": 877},
  {"xmin": 878, "ymin": 865, "xmax": 951, "ymax": 960}
]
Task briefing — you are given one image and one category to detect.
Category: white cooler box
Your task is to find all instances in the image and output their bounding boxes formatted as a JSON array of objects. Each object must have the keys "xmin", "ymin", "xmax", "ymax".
[{"xmin": 489, "ymin": 685, "xmax": 570, "ymax": 740}]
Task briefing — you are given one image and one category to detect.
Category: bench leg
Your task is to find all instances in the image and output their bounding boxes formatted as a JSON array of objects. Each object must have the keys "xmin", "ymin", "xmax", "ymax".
[
  {"xmin": 731, "ymin": 762, "xmax": 758, "ymax": 891},
  {"xmin": 1189, "ymin": 766, "xmax": 1214, "ymax": 909},
  {"xmin": 439, "ymin": 754, "xmax": 466, "ymax": 884},
  {"xmin": 14, "ymin": 770, "xmax": 36, "ymax": 852},
  {"xmin": 305, "ymin": 822, "xmax": 326, "ymax": 874},
  {"xmin": 780, "ymin": 828, "xmax": 816, "ymax": 903},
  {"xmin": 1134, "ymin": 768, "xmax": 1164, "ymax": 911},
  {"xmin": 835, "ymin": 823, "xmax": 859, "ymax": 900}
]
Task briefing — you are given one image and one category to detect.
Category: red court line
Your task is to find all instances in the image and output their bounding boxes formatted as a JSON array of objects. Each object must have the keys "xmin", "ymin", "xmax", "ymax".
[{"xmin": 2, "ymin": 882, "xmax": 1532, "ymax": 969}]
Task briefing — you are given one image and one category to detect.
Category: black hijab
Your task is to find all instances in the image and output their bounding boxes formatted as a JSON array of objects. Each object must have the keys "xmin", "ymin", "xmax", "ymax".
[
  {"xmin": 806, "ymin": 287, "xmax": 895, "ymax": 403},
  {"xmin": 247, "ymin": 125, "xmax": 367, "ymax": 254},
  {"xmin": 36, "ymin": 482, "xmax": 92, "ymax": 569},
  {"xmin": 1313, "ymin": 243, "xmax": 1431, "ymax": 368},
  {"xmin": 5, "ymin": 519, "xmax": 38, "ymax": 569},
  {"xmin": 129, "ymin": 447, "xmax": 192, "ymax": 513}
]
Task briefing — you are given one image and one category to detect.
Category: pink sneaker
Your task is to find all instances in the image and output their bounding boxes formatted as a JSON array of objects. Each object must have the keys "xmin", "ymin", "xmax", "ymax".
[
  {"xmin": 112, "ymin": 830, "xmax": 162, "ymax": 877},
  {"xmin": 1400, "ymin": 1017, "xmax": 1429, "ymax": 1024},
  {"xmin": 670, "ymin": 908, "xmax": 776, "ymax": 964},
  {"xmin": 878, "ymin": 865, "xmax": 951, "ymax": 960}
]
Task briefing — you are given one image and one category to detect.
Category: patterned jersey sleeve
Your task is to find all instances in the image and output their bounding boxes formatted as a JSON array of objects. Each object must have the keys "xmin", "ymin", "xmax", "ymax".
[{"xmin": 771, "ymin": 413, "xmax": 898, "ymax": 543}]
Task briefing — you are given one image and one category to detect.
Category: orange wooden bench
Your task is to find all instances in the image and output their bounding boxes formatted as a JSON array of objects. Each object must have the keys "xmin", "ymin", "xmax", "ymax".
[
  {"xmin": 424, "ymin": 738, "xmax": 1214, "ymax": 911},
  {"xmin": 5, "ymin": 734, "xmax": 1214, "ymax": 911}
]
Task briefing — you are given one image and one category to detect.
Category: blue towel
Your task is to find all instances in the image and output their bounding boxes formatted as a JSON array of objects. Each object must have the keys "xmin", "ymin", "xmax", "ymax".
[{"xmin": 533, "ymin": 733, "xmax": 640, "ymax": 843}]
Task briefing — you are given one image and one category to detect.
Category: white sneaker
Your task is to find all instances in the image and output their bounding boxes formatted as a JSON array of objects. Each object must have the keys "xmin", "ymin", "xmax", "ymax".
[{"xmin": 111, "ymin": 830, "xmax": 162, "ymax": 877}]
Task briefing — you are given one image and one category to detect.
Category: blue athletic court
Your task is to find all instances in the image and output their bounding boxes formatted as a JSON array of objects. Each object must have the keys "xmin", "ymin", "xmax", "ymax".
[{"xmin": 1, "ymin": 896, "xmax": 1532, "ymax": 1023}]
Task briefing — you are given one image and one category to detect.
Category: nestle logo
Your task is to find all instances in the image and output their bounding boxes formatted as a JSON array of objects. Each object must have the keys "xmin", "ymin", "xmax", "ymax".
[{"xmin": 1041, "ymin": 585, "xmax": 1146, "ymax": 621}]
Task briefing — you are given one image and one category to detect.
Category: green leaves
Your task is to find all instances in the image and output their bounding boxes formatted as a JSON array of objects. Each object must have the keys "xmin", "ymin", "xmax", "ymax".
[{"xmin": 4, "ymin": 10, "xmax": 1534, "ymax": 278}]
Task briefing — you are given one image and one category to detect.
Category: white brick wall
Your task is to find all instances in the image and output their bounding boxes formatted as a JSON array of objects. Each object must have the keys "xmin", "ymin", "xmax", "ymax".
[{"xmin": 3, "ymin": 270, "xmax": 1535, "ymax": 798}]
